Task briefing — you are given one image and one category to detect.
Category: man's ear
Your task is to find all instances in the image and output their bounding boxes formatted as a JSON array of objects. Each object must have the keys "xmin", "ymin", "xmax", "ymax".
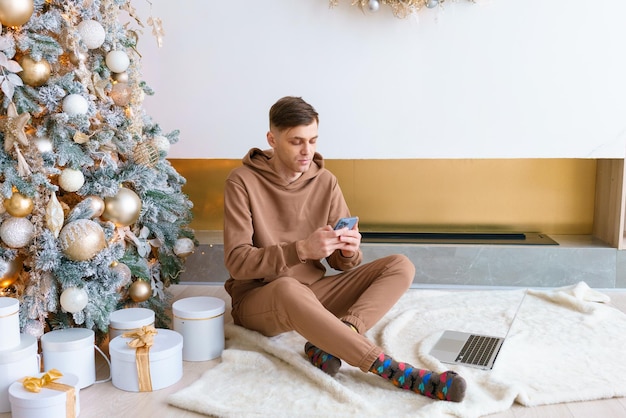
[{"xmin": 266, "ymin": 131, "xmax": 276, "ymax": 148}]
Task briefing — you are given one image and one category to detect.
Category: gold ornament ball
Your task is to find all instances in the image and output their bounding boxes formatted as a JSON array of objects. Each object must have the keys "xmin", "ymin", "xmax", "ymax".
[
  {"xmin": 69, "ymin": 50, "xmax": 88, "ymax": 66},
  {"xmin": 0, "ymin": 0, "xmax": 34, "ymax": 27},
  {"xmin": 133, "ymin": 142, "xmax": 159, "ymax": 167},
  {"xmin": 0, "ymin": 256, "xmax": 22, "ymax": 288},
  {"xmin": 18, "ymin": 55, "xmax": 51, "ymax": 87},
  {"xmin": 110, "ymin": 82, "xmax": 131, "ymax": 107},
  {"xmin": 102, "ymin": 188, "xmax": 142, "ymax": 226},
  {"xmin": 3, "ymin": 192, "xmax": 33, "ymax": 217},
  {"xmin": 129, "ymin": 280, "xmax": 151, "ymax": 302},
  {"xmin": 58, "ymin": 219, "xmax": 107, "ymax": 261},
  {"xmin": 111, "ymin": 71, "xmax": 129, "ymax": 83},
  {"xmin": 85, "ymin": 195, "xmax": 105, "ymax": 218}
]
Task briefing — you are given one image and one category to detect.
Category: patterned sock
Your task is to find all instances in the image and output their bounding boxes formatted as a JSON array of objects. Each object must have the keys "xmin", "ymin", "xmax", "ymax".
[
  {"xmin": 369, "ymin": 353, "xmax": 466, "ymax": 402},
  {"xmin": 304, "ymin": 342, "xmax": 341, "ymax": 376},
  {"xmin": 304, "ymin": 321, "xmax": 357, "ymax": 376}
]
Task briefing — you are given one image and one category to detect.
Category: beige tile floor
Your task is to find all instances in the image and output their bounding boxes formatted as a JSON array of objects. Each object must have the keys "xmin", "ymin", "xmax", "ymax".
[{"xmin": 2, "ymin": 284, "xmax": 626, "ymax": 418}]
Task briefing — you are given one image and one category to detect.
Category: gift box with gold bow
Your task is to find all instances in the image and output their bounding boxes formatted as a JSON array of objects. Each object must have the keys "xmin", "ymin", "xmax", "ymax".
[
  {"xmin": 8, "ymin": 369, "xmax": 80, "ymax": 418},
  {"xmin": 109, "ymin": 325, "xmax": 183, "ymax": 392}
]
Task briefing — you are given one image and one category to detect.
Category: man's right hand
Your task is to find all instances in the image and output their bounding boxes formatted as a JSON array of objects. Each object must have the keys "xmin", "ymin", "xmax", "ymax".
[{"xmin": 297, "ymin": 225, "xmax": 360, "ymax": 261}]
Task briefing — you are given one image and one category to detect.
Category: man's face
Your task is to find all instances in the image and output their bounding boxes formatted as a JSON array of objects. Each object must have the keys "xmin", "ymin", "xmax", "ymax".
[{"xmin": 267, "ymin": 122, "xmax": 318, "ymax": 181}]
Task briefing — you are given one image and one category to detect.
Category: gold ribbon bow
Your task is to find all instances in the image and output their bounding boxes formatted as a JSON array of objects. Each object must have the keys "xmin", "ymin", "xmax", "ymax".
[
  {"xmin": 122, "ymin": 325, "xmax": 158, "ymax": 392},
  {"xmin": 122, "ymin": 325, "xmax": 157, "ymax": 348},
  {"xmin": 22, "ymin": 369, "xmax": 76, "ymax": 418}
]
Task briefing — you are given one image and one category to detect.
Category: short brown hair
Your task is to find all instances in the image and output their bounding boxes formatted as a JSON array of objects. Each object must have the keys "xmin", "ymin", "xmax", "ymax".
[{"xmin": 269, "ymin": 96, "xmax": 319, "ymax": 132}]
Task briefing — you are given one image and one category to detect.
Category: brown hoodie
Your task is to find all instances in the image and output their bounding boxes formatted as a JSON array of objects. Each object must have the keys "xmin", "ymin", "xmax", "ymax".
[{"xmin": 223, "ymin": 148, "xmax": 362, "ymax": 304}]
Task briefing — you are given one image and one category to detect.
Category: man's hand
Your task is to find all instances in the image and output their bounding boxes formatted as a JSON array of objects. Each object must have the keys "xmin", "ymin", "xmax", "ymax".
[{"xmin": 297, "ymin": 224, "xmax": 361, "ymax": 261}]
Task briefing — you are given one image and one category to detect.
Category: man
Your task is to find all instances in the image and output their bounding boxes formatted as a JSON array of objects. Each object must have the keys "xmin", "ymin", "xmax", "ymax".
[{"xmin": 223, "ymin": 96, "xmax": 466, "ymax": 402}]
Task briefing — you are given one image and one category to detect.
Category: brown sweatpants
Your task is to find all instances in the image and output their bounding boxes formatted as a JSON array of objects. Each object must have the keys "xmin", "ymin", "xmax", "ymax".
[{"xmin": 231, "ymin": 254, "xmax": 415, "ymax": 372}]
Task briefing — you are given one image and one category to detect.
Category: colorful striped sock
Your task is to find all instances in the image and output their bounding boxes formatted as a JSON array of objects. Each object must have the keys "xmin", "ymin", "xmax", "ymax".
[
  {"xmin": 304, "ymin": 342, "xmax": 341, "ymax": 376},
  {"xmin": 369, "ymin": 353, "xmax": 466, "ymax": 402}
]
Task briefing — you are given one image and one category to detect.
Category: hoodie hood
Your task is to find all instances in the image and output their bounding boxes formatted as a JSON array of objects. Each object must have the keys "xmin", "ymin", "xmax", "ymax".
[{"xmin": 242, "ymin": 148, "xmax": 325, "ymax": 188}]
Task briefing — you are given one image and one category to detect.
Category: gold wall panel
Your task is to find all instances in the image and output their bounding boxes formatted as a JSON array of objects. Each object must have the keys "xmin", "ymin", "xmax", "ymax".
[
  {"xmin": 169, "ymin": 158, "xmax": 597, "ymax": 235},
  {"xmin": 169, "ymin": 159, "xmax": 241, "ymax": 231}
]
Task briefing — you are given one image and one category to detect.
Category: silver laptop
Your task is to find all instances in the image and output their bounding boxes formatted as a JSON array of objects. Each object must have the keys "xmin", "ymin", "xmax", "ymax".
[{"xmin": 429, "ymin": 291, "xmax": 527, "ymax": 370}]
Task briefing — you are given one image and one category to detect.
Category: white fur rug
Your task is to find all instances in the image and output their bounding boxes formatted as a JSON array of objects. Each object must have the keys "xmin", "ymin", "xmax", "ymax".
[{"xmin": 168, "ymin": 282, "xmax": 626, "ymax": 417}]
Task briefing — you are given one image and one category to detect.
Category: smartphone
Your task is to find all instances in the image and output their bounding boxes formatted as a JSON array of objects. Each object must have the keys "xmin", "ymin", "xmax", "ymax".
[{"xmin": 334, "ymin": 216, "xmax": 358, "ymax": 230}]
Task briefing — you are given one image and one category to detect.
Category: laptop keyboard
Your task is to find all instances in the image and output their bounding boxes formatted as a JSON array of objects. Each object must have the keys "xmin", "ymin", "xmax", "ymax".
[{"xmin": 456, "ymin": 335, "xmax": 500, "ymax": 367}]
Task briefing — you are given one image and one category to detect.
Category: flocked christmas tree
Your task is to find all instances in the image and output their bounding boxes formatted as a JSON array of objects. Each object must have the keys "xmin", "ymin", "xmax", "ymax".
[{"xmin": 0, "ymin": 0, "xmax": 195, "ymax": 341}]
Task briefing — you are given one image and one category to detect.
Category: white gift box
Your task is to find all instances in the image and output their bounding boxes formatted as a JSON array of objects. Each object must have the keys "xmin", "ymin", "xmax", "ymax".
[
  {"xmin": 172, "ymin": 296, "xmax": 225, "ymax": 361},
  {"xmin": 0, "ymin": 334, "xmax": 39, "ymax": 413},
  {"xmin": 8, "ymin": 372, "xmax": 80, "ymax": 418},
  {"xmin": 0, "ymin": 297, "xmax": 20, "ymax": 351},
  {"xmin": 108, "ymin": 307, "xmax": 155, "ymax": 341},
  {"xmin": 41, "ymin": 328, "xmax": 105, "ymax": 389},
  {"xmin": 109, "ymin": 328, "xmax": 183, "ymax": 392}
]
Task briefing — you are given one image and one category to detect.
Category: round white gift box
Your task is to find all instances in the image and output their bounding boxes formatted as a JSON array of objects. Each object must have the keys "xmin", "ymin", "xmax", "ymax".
[
  {"xmin": 41, "ymin": 328, "xmax": 96, "ymax": 389},
  {"xmin": 109, "ymin": 328, "xmax": 183, "ymax": 392},
  {"xmin": 0, "ymin": 334, "xmax": 39, "ymax": 413},
  {"xmin": 108, "ymin": 307, "xmax": 155, "ymax": 340},
  {"xmin": 0, "ymin": 297, "xmax": 20, "ymax": 351},
  {"xmin": 9, "ymin": 372, "xmax": 80, "ymax": 418},
  {"xmin": 172, "ymin": 296, "xmax": 225, "ymax": 361}
]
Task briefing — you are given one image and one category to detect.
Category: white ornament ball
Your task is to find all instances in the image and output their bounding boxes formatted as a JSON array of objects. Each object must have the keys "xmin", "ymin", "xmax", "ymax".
[
  {"xmin": 62, "ymin": 94, "xmax": 89, "ymax": 116},
  {"xmin": 426, "ymin": 0, "xmax": 439, "ymax": 8},
  {"xmin": 0, "ymin": 217, "xmax": 35, "ymax": 248},
  {"xmin": 59, "ymin": 168, "xmax": 85, "ymax": 192},
  {"xmin": 60, "ymin": 287, "xmax": 89, "ymax": 313},
  {"xmin": 105, "ymin": 50, "xmax": 130, "ymax": 73},
  {"xmin": 173, "ymin": 237, "xmax": 195, "ymax": 257},
  {"xmin": 368, "ymin": 0, "xmax": 380, "ymax": 12},
  {"xmin": 152, "ymin": 135, "xmax": 170, "ymax": 154},
  {"xmin": 23, "ymin": 319, "xmax": 44, "ymax": 338},
  {"xmin": 77, "ymin": 19, "xmax": 106, "ymax": 50},
  {"xmin": 34, "ymin": 136, "xmax": 53, "ymax": 153},
  {"xmin": 111, "ymin": 262, "xmax": 132, "ymax": 286}
]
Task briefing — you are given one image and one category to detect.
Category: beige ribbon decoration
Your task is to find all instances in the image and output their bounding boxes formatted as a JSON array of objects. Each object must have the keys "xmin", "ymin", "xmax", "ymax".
[
  {"xmin": 22, "ymin": 369, "xmax": 76, "ymax": 418},
  {"xmin": 122, "ymin": 325, "xmax": 158, "ymax": 392}
]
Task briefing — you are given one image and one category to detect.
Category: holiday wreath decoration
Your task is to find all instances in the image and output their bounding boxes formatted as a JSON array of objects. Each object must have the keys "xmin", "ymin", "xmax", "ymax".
[{"xmin": 330, "ymin": 0, "xmax": 474, "ymax": 18}]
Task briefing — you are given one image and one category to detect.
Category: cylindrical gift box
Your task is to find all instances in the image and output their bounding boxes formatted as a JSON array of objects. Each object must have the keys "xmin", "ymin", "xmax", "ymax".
[
  {"xmin": 41, "ymin": 328, "xmax": 96, "ymax": 389},
  {"xmin": 108, "ymin": 307, "xmax": 155, "ymax": 340},
  {"xmin": 9, "ymin": 372, "xmax": 80, "ymax": 418},
  {"xmin": 0, "ymin": 334, "xmax": 39, "ymax": 413},
  {"xmin": 172, "ymin": 296, "xmax": 225, "ymax": 361},
  {"xmin": 0, "ymin": 297, "xmax": 20, "ymax": 351},
  {"xmin": 109, "ymin": 328, "xmax": 183, "ymax": 392}
]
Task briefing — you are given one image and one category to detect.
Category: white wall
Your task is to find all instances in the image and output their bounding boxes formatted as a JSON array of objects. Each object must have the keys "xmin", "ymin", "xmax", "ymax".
[{"xmin": 130, "ymin": 0, "xmax": 626, "ymax": 159}]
